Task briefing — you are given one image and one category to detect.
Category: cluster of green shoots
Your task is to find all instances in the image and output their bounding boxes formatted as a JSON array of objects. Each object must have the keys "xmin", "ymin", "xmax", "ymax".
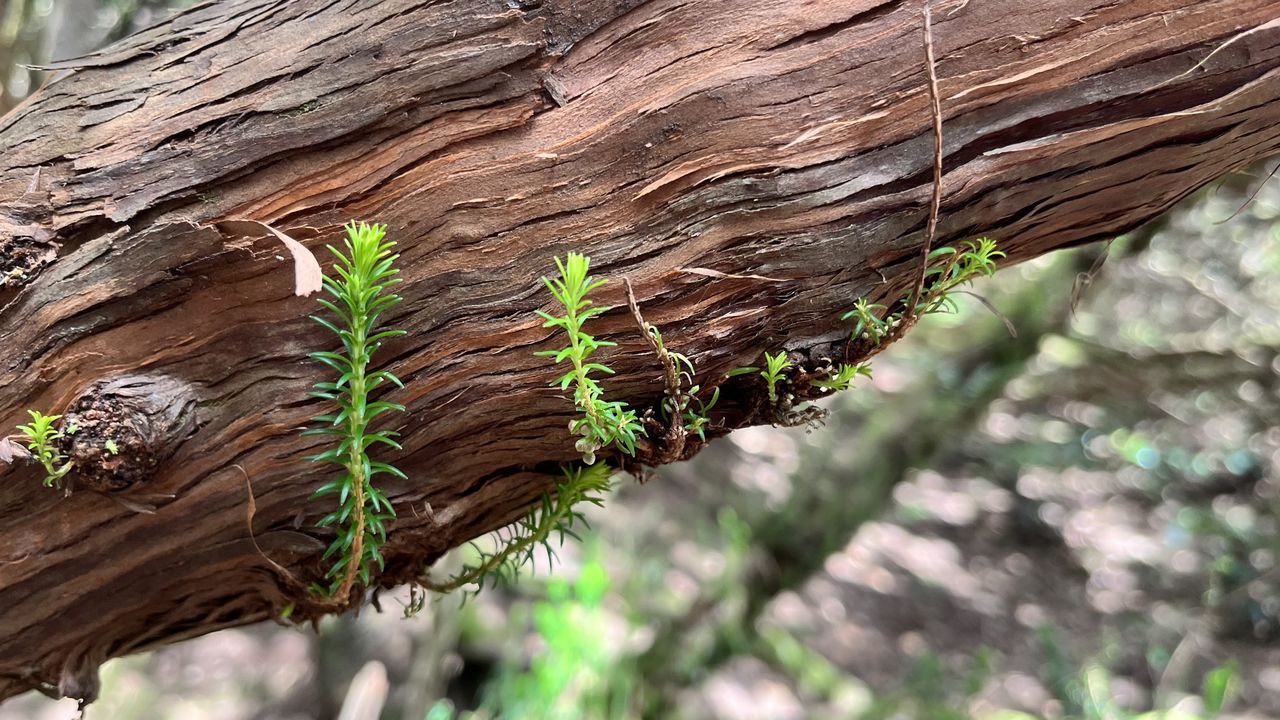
[
  {"xmin": 303, "ymin": 236, "xmax": 1001, "ymax": 603},
  {"xmin": 759, "ymin": 352, "xmax": 791, "ymax": 403},
  {"xmin": 305, "ymin": 221, "xmax": 406, "ymax": 600},
  {"xmin": 733, "ymin": 238, "xmax": 1003, "ymax": 414},
  {"xmin": 811, "ymin": 362, "xmax": 873, "ymax": 392},
  {"xmin": 415, "ymin": 251, "xmax": 732, "ymax": 603},
  {"xmin": 663, "ymin": 337, "xmax": 718, "ymax": 441},
  {"xmin": 536, "ymin": 252, "xmax": 725, "ymax": 459},
  {"xmin": 531, "ymin": 243, "xmax": 1002, "ymax": 448},
  {"xmin": 7, "ymin": 230, "xmax": 1000, "ymax": 606},
  {"xmin": 844, "ymin": 238, "xmax": 1004, "ymax": 345},
  {"xmin": 305, "ymin": 241, "xmax": 640, "ymax": 605},
  {"xmin": 413, "ymin": 251, "xmax": 726, "ymax": 603},
  {"xmin": 15, "ymin": 410, "xmax": 73, "ymax": 488},
  {"xmin": 734, "ymin": 351, "xmax": 872, "ymax": 403},
  {"xmin": 535, "ymin": 253, "xmax": 644, "ymax": 464}
]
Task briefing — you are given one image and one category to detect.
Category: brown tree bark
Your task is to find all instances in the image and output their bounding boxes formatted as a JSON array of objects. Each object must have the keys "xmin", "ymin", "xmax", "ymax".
[{"xmin": 1, "ymin": 0, "xmax": 1279, "ymax": 705}]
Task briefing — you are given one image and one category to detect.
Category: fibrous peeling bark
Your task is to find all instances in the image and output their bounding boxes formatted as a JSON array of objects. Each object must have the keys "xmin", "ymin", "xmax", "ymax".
[{"xmin": 1, "ymin": 0, "xmax": 1280, "ymax": 704}]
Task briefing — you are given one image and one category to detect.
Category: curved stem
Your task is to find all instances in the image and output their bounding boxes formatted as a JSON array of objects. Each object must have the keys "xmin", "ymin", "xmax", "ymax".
[{"xmin": 420, "ymin": 487, "xmax": 564, "ymax": 594}]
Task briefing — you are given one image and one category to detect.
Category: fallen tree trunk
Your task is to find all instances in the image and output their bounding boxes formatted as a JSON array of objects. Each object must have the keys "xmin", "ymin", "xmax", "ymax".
[{"xmin": 1, "ymin": 0, "xmax": 1278, "ymax": 704}]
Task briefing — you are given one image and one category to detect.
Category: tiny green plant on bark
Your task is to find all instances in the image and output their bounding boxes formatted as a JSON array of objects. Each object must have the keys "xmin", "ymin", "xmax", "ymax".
[
  {"xmin": 810, "ymin": 362, "xmax": 873, "ymax": 392},
  {"xmin": 413, "ymin": 253, "xmax": 707, "ymax": 607},
  {"xmin": 844, "ymin": 238, "xmax": 1004, "ymax": 347},
  {"xmin": 621, "ymin": 277, "xmax": 721, "ymax": 455},
  {"xmin": 536, "ymin": 252, "xmax": 643, "ymax": 464},
  {"xmin": 413, "ymin": 463, "xmax": 612, "ymax": 606},
  {"xmin": 305, "ymin": 221, "xmax": 406, "ymax": 600},
  {"xmin": 652, "ymin": 334, "xmax": 720, "ymax": 441},
  {"xmin": 641, "ymin": 323, "xmax": 699, "ymax": 432},
  {"xmin": 723, "ymin": 239, "xmax": 1002, "ymax": 429},
  {"xmin": 760, "ymin": 351, "xmax": 792, "ymax": 403},
  {"xmin": 844, "ymin": 297, "xmax": 891, "ymax": 345},
  {"xmin": 15, "ymin": 410, "xmax": 73, "ymax": 488},
  {"xmin": 408, "ymin": 253, "xmax": 635, "ymax": 605},
  {"xmin": 681, "ymin": 385, "xmax": 719, "ymax": 441},
  {"xmin": 912, "ymin": 238, "xmax": 1004, "ymax": 315}
]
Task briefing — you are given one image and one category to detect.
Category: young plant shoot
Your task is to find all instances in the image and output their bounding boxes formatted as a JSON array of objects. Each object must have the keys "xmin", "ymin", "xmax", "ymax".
[
  {"xmin": 844, "ymin": 237, "xmax": 1005, "ymax": 345},
  {"xmin": 306, "ymin": 221, "xmax": 406, "ymax": 600},
  {"xmin": 536, "ymin": 253, "xmax": 643, "ymax": 464},
  {"xmin": 760, "ymin": 351, "xmax": 792, "ymax": 404},
  {"xmin": 15, "ymin": 410, "xmax": 73, "ymax": 489},
  {"xmin": 810, "ymin": 363, "xmax": 873, "ymax": 392},
  {"xmin": 732, "ymin": 239, "xmax": 1003, "ymax": 421}
]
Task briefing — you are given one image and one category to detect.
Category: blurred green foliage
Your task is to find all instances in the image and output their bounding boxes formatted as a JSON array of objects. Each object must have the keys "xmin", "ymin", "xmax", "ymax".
[{"xmin": 427, "ymin": 558, "xmax": 638, "ymax": 720}]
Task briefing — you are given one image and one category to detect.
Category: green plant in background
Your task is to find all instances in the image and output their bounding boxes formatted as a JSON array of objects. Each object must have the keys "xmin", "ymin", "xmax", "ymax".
[
  {"xmin": 14, "ymin": 410, "xmax": 73, "ymax": 488},
  {"xmin": 484, "ymin": 559, "xmax": 635, "ymax": 719},
  {"xmin": 757, "ymin": 624, "xmax": 877, "ymax": 713},
  {"xmin": 1200, "ymin": 662, "xmax": 1241, "ymax": 718},
  {"xmin": 845, "ymin": 237, "xmax": 1005, "ymax": 345},
  {"xmin": 426, "ymin": 559, "xmax": 636, "ymax": 720},
  {"xmin": 1031, "ymin": 626, "xmax": 1239, "ymax": 720},
  {"xmin": 860, "ymin": 649, "xmax": 994, "ymax": 720},
  {"xmin": 419, "ymin": 463, "xmax": 613, "ymax": 598},
  {"xmin": 305, "ymin": 221, "xmax": 406, "ymax": 600},
  {"xmin": 537, "ymin": 253, "xmax": 644, "ymax": 464},
  {"xmin": 854, "ymin": 638, "xmax": 1239, "ymax": 720},
  {"xmin": 998, "ymin": 661, "xmax": 1240, "ymax": 720},
  {"xmin": 760, "ymin": 351, "xmax": 792, "ymax": 403}
]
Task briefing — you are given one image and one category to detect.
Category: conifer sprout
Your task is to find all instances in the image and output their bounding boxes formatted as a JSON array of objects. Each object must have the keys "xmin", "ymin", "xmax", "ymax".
[
  {"xmin": 305, "ymin": 221, "xmax": 406, "ymax": 601},
  {"xmin": 535, "ymin": 252, "xmax": 643, "ymax": 464},
  {"xmin": 843, "ymin": 237, "xmax": 1005, "ymax": 344}
]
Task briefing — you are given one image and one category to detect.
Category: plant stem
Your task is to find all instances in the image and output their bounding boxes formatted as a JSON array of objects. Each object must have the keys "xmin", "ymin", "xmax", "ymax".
[
  {"xmin": 564, "ymin": 292, "xmax": 604, "ymax": 429},
  {"xmin": 422, "ymin": 487, "xmax": 563, "ymax": 594},
  {"xmin": 336, "ymin": 318, "xmax": 369, "ymax": 602}
]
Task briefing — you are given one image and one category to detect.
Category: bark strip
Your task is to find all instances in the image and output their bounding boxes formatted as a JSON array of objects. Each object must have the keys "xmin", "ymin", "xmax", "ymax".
[{"xmin": 1, "ymin": 0, "xmax": 1279, "ymax": 703}]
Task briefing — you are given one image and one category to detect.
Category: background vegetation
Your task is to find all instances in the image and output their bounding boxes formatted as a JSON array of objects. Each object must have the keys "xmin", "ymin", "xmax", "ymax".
[{"xmin": 3, "ymin": 4, "xmax": 1279, "ymax": 718}]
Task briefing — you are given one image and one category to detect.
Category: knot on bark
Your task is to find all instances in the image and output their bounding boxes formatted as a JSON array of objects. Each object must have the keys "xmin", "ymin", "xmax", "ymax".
[{"xmin": 59, "ymin": 374, "xmax": 198, "ymax": 492}]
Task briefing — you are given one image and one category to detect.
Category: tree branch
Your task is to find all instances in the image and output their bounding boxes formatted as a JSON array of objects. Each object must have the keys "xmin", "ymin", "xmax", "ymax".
[{"xmin": 1, "ymin": 0, "xmax": 1279, "ymax": 704}]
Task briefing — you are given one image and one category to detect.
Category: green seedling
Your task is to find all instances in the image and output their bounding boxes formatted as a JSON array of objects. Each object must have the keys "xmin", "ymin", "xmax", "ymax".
[
  {"xmin": 760, "ymin": 351, "xmax": 792, "ymax": 403},
  {"xmin": 536, "ymin": 253, "xmax": 643, "ymax": 464},
  {"xmin": 305, "ymin": 221, "xmax": 406, "ymax": 600},
  {"xmin": 15, "ymin": 410, "xmax": 73, "ymax": 489},
  {"xmin": 810, "ymin": 363, "xmax": 872, "ymax": 392}
]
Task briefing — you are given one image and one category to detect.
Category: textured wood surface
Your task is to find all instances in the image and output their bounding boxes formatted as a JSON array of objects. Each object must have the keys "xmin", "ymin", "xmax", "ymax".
[{"xmin": 1, "ymin": 0, "xmax": 1279, "ymax": 703}]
